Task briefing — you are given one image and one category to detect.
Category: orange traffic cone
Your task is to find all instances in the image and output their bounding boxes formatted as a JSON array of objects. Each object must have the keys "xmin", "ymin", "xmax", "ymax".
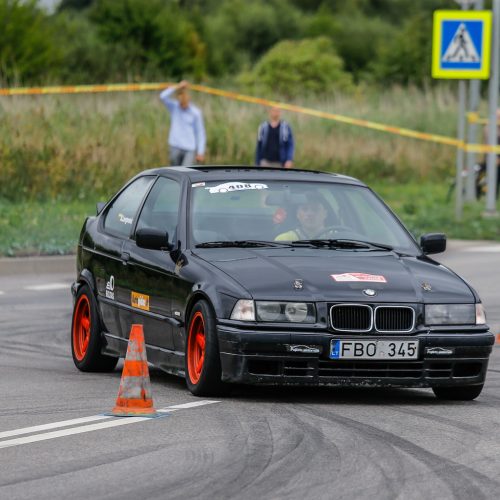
[{"xmin": 111, "ymin": 324, "xmax": 158, "ymax": 418}]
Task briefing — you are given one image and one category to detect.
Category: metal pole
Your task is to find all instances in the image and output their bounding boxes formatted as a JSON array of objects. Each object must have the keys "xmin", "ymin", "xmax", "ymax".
[
  {"xmin": 485, "ymin": 0, "xmax": 500, "ymax": 215},
  {"xmin": 465, "ymin": 0, "xmax": 484, "ymax": 201},
  {"xmin": 456, "ymin": 80, "xmax": 467, "ymax": 219}
]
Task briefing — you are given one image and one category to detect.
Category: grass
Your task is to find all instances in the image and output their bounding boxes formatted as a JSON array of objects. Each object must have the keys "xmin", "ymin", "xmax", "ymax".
[
  {"xmin": 0, "ymin": 183, "xmax": 498, "ymax": 257},
  {"xmin": 0, "ymin": 84, "xmax": 498, "ymax": 256},
  {"xmin": 0, "ymin": 85, "xmax": 464, "ymax": 203},
  {"xmin": 0, "ymin": 199, "xmax": 94, "ymax": 256}
]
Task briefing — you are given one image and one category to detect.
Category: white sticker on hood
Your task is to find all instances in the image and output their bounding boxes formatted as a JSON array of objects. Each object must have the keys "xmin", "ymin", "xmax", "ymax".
[
  {"xmin": 331, "ymin": 273, "xmax": 387, "ymax": 283},
  {"xmin": 206, "ymin": 182, "xmax": 268, "ymax": 194}
]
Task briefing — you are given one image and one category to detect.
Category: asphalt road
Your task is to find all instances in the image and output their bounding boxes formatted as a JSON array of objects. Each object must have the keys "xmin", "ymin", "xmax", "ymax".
[{"xmin": 1, "ymin": 242, "xmax": 500, "ymax": 500}]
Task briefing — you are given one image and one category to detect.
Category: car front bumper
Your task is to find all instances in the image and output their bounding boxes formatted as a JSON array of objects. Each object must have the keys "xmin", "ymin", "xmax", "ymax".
[{"xmin": 218, "ymin": 325, "xmax": 494, "ymax": 387}]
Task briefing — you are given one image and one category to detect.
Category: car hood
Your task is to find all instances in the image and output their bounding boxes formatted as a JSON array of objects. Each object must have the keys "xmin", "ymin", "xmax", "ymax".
[{"xmin": 193, "ymin": 248, "xmax": 475, "ymax": 303}]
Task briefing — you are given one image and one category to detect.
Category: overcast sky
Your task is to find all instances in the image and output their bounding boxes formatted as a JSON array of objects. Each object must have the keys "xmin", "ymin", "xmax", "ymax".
[{"xmin": 38, "ymin": 0, "xmax": 60, "ymax": 13}]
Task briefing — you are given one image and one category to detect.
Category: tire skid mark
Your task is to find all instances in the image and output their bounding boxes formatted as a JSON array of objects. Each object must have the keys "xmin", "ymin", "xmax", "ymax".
[
  {"xmin": 214, "ymin": 405, "xmax": 342, "ymax": 500},
  {"xmin": 391, "ymin": 407, "xmax": 481, "ymax": 434},
  {"xmin": 183, "ymin": 408, "xmax": 277, "ymax": 499},
  {"xmin": 302, "ymin": 404, "xmax": 498, "ymax": 499},
  {"xmin": 120, "ymin": 408, "xmax": 273, "ymax": 500},
  {"xmin": 292, "ymin": 405, "xmax": 404, "ymax": 500},
  {"xmin": 234, "ymin": 406, "xmax": 334, "ymax": 498}
]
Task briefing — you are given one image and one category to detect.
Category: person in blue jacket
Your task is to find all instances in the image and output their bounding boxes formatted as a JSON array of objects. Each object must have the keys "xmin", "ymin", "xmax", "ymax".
[
  {"xmin": 255, "ymin": 107, "xmax": 294, "ymax": 168},
  {"xmin": 160, "ymin": 80, "xmax": 206, "ymax": 166}
]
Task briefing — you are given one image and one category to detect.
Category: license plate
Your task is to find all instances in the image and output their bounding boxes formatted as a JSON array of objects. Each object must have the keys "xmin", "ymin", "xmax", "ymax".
[{"xmin": 330, "ymin": 340, "xmax": 419, "ymax": 360}]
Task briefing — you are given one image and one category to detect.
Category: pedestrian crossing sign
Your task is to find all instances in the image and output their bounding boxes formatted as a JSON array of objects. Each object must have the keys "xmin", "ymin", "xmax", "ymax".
[{"xmin": 432, "ymin": 10, "xmax": 492, "ymax": 79}]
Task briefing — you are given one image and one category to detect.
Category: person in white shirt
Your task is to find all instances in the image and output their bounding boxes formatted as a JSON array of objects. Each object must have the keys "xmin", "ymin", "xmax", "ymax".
[{"xmin": 160, "ymin": 80, "xmax": 206, "ymax": 166}]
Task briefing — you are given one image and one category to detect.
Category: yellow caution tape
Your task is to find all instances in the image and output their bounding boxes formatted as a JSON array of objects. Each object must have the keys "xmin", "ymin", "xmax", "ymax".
[
  {"xmin": 2, "ymin": 82, "xmax": 500, "ymax": 154},
  {"xmin": 467, "ymin": 111, "xmax": 500, "ymax": 126}
]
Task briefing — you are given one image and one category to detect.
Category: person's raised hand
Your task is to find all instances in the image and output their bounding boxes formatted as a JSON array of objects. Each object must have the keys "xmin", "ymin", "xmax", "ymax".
[
  {"xmin": 178, "ymin": 80, "xmax": 189, "ymax": 89},
  {"xmin": 195, "ymin": 154, "xmax": 205, "ymax": 164}
]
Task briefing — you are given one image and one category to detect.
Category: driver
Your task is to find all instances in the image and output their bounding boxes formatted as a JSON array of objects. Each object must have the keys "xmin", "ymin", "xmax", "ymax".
[{"xmin": 275, "ymin": 191, "xmax": 337, "ymax": 241}]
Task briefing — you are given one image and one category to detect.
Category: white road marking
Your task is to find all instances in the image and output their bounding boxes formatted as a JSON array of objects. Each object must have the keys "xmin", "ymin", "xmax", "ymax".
[
  {"xmin": 159, "ymin": 400, "xmax": 220, "ymax": 411},
  {"xmin": 24, "ymin": 283, "xmax": 69, "ymax": 291},
  {"xmin": 0, "ymin": 415, "xmax": 111, "ymax": 440},
  {"xmin": 0, "ymin": 400, "xmax": 220, "ymax": 449},
  {"xmin": 462, "ymin": 246, "xmax": 500, "ymax": 253},
  {"xmin": 0, "ymin": 418, "xmax": 149, "ymax": 449}
]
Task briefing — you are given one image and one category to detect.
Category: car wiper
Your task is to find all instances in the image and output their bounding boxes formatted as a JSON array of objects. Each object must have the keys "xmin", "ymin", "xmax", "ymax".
[
  {"xmin": 291, "ymin": 239, "xmax": 394, "ymax": 251},
  {"xmin": 195, "ymin": 240, "xmax": 292, "ymax": 248}
]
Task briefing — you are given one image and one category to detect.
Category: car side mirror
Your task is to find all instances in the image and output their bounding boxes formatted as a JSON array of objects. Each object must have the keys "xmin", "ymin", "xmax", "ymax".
[
  {"xmin": 136, "ymin": 228, "xmax": 173, "ymax": 251},
  {"xmin": 420, "ymin": 233, "xmax": 446, "ymax": 255},
  {"xmin": 96, "ymin": 202, "xmax": 106, "ymax": 215}
]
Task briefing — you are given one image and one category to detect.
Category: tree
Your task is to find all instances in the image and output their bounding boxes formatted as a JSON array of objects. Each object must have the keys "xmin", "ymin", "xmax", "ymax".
[
  {"xmin": 372, "ymin": 12, "xmax": 433, "ymax": 86},
  {"xmin": 89, "ymin": 0, "xmax": 206, "ymax": 79},
  {"xmin": 0, "ymin": 0, "xmax": 61, "ymax": 84},
  {"xmin": 58, "ymin": 0, "xmax": 94, "ymax": 11}
]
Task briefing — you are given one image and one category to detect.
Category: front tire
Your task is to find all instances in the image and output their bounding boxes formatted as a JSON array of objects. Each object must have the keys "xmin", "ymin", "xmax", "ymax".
[
  {"xmin": 71, "ymin": 284, "xmax": 118, "ymax": 372},
  {"xmin": 185, "ymin": 300, "xmax": 227, "ymax": 396},
  {"xmin": 432, "ymin": 384, "xmax": 483, "ymax": 401}
]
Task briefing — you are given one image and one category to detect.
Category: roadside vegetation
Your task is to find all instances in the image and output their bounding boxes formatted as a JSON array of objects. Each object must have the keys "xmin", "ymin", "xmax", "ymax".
[
  {"xmin": 1, "ymin": 182, "xmax": 499, "ymax": 257},
  {"xmin": 1, "ymin": 0, "xmax": 499, "ymax": 256},
  {"xmin": 0, "ymin": 88, "xmax": 460, "ymax": 202}
]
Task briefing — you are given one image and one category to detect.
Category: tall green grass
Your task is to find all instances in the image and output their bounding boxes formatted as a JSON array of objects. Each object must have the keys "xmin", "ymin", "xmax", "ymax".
[
  {"xmin": 0, "ymin": 86, "xmax": 463, "ymax": 202},
  {"xmin": 1, "ymin": 85, "xmax": 498, "ymax": 256}
]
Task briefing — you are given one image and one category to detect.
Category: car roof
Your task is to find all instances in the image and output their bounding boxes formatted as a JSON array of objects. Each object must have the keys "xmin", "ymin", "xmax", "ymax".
[{"xmin": 140, "ymin": 165, "xmax": 367, "ymax": 186}]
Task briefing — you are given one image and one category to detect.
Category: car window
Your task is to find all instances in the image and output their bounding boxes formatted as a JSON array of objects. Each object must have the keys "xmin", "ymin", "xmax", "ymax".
[
  {"xmin": 103, "ymin": 176, "xmax": 154, "ymax": 238},
  {"xmin": 135, "ymin": 177, "xmax": 181, "ymax": 243},
  {"xmin": 190, "ymin": 180, "xmax": 419, "ymax": 255}
]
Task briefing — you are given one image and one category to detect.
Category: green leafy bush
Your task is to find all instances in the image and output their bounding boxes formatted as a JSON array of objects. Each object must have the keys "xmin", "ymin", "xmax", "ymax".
[
  {"xmin": 239, "ymin": 37, "xmax": 354, "ymax": 98},
  {"xmin": 88, "ymin": 0, "xmax": 206, "ymax": 80},
  {"xmin": 372, "ymin": 12, "xmax": 432, "ymax": 86},
  {"xmin": 0, "ymin": 0, "xmax": 61, "ymax": 84},
  {"xmin": 203, "ymin": 0, "xmax": 301, "ymax": 76},
  {"xmin": 305, "ymin": 10, "xmax": 395, "ymax": 80}
]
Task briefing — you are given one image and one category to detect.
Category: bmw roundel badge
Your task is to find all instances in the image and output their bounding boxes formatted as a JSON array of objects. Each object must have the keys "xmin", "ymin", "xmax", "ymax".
[
  {"xmin": 293, "ymin": 279, "xmax": 303, "ymax": 290},
  {"xmin": 363, "ymin": 289, "xmax": 376, "ymax": 297}
]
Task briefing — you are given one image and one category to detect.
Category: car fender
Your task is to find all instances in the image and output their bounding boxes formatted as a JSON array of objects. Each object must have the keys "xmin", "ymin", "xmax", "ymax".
[
  {"xmin": 184, "ymin": 283, "xmax": 240, "ymax": 328},
  {"xmin": 76, "ymin": 268, "xmax": 97, "ymax": 296}
]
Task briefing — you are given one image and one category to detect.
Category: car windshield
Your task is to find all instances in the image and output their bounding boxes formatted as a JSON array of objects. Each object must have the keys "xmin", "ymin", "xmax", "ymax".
[{"xmin": 190, "ymin": 180, "xmax": 420, "ymax": 255}]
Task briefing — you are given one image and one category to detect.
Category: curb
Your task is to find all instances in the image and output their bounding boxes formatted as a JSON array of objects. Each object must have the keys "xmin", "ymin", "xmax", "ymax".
[{"xmin": 0, "ymin": 255, "xmax": 76, "ymax": 276}]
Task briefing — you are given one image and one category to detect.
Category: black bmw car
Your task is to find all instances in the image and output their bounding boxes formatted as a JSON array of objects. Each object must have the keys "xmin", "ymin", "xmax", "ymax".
[{"xmin": 71, "ymin": 166, "xmax": 494, "ymax": 399}]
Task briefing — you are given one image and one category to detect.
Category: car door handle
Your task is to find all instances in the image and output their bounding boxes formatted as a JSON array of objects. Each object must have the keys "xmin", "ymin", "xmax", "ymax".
[{"xmin": 121, "ymin": 252, "xmax": 130, "ymax": 264}]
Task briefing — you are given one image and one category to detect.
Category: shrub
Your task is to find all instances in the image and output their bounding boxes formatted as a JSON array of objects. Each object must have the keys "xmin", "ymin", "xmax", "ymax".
[{"xmin": 239, "ymin": 37, "xmax": 354, "ymax": 98}]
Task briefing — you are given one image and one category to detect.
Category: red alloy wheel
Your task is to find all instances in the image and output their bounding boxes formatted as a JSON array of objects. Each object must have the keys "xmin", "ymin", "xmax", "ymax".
[
  {"xmin": 187, "ymin": 311, "xmax": 206, "ymax": 384},
  {"xmin": 73, "ymin": 294, "xmax": 91, "ymax": 361}
]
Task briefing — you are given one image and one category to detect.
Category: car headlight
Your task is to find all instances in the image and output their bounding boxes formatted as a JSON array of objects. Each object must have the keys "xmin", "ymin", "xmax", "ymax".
[
  {"xmin": 230, "ymin": 300, "xmax": 316, "ymax": 323},
  {"xmin": 256, "ymin": 301, "xmax": 315, "ymax": 323},
  {"xmin": 425, "ymin": 304, "xmax": 477, "ymax": 325}
]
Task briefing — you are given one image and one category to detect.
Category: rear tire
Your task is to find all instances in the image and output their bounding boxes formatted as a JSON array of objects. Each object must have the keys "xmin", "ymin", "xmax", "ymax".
[
  {"xmin": 71, "ymin": 284, "xmax": 118, "ymax": 372},
  {"xmin": 432, "ymin": 384, "xmax": 483, "ymax": 401},
  {"xmin": 185, "ymin": 300, "xmax": 228, "ymax": 397}
]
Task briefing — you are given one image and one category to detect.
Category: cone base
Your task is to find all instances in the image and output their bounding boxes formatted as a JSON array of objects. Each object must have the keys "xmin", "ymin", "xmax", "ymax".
[{"xmin": 109, "ymin": 406, "xmax": 159, "ymax": 418}]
